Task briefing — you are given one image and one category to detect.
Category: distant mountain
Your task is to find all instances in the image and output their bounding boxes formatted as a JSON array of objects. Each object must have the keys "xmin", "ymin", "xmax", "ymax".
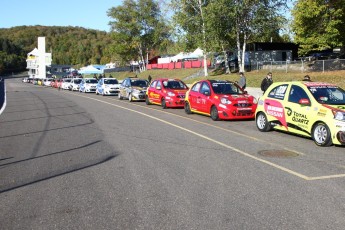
[{"xmin": 0, "ymin": 26, "xmax": 113, "ymax": 74}]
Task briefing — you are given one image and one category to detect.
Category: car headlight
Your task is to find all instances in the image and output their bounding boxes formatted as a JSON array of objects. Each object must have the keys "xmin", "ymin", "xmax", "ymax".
[
  {"xmin": 334, "ymin": 111, "xmax": 345, "ymax": 121},
  {"xmin": 220, "ymin": 97, "xmax": 232, "ymax": 104},
  {"xmin": 167, "ymin": 92, "xmax": 176, "ymax": 97}
]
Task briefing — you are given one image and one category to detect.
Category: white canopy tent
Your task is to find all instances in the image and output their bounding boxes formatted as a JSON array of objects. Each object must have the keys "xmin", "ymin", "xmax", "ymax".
[{"xmin": 79, "ymin": 65, "xmax": 103, "ymax": 74}]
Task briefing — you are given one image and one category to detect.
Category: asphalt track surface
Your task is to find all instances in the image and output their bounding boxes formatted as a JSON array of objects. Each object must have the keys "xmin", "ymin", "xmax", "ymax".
[{"xmin": 1, "ymin": 78, "xmax": 345, "ymax": 229}]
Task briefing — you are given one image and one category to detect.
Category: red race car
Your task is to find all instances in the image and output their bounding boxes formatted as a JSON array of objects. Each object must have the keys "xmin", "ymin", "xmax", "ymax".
[
  {"xmin": 145, "ymin": 78, "xmax": 189, "ymax": 108},
  {"xmin": 184, "ymin": 80, "xmax": 258, "ymax": 120},
  {"xmin": 51, "ymin": 79, "xmax": 62, "ymax": 88}
]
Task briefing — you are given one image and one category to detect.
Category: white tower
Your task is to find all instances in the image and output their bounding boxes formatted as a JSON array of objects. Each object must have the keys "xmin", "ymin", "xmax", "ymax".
[
  {"xmin": 38, "ymin": 37, "xmax": 46, "ymax": 79},
  {"xmin": 26, "ymin": 37, "xmax": 52, "ymax": 79}
]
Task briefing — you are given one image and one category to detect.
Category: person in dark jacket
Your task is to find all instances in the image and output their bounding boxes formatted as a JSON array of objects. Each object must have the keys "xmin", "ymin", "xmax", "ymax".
[
  {"xmin": 261, "ymin": 72, "xmax": 273, "ymax": 93},
  {"xmin": 302, "ymin": 75, "xmax": 311, "ymax": 81}
]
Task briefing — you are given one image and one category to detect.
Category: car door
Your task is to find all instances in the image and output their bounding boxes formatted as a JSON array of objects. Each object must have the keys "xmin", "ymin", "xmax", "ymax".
[
  {"xmin": 199, "ymin": 82, "xmax": 212, "ymax": 113},
  {"xmin": 119, "ymin": 79, "xmax": 127, "ymax": 97},
  {"xmin": 285, "ymin": 84, "xmax": 312, "ymax": 136},
  {"xmin": 151, "ymin": 80, "xmax": 162, "ymax": 104},
  {"xmin": 188, "ymin": 82, "xmax": 202, "ymax": 111},
  {"xmin": 97, "ymin": 79, "xmax": 103, "ymax": 93},
  {"xmin": 147, "ymin": 80, "xmax": 157, "ymax": 102}
]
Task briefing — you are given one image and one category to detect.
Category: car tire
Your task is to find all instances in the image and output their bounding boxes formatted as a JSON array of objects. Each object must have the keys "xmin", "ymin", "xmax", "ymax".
[
  {"xmin": 161, "ymin": 98, "xmax": 167, "ymax": 109},
  {"xmin": 118, "ymin": 93, "xmax": 123, "ymax": 100},
  {"xmin": 312, "ymin": 122, "xmax": 332, "ymax": 147},
  {"xmin": 184, "ymin": 102, "xmax": 192, "ymax": 114},
  {"xmin": 256, "ymin": 112, "xmax": 272, "ymax": 132},
  {"xmin": 145, "ymin": 96, "xmax": 151, "ymax": 105},
  {"xmin": 210, "ymin": 106, "xmax": 219, "ymax": 121}
]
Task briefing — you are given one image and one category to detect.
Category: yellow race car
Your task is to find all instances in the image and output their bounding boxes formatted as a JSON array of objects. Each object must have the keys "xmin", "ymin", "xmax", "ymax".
[{"xmin": 255, "ymin": 81, "xmax": 345, "ymax": 146}]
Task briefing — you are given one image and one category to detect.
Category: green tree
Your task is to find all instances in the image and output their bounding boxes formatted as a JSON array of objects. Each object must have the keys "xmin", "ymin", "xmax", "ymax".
[
  {"xmin": 107, "ymin": 0, "xmax": 170, "ymax": 71},
  {"xmin": 172, "ymin": 0, "xmax": 287, "ymax": 74},
  {"xmin": 291, "ymin": 0, "xmax": 345, "ymax": 56},
  {"xmin": 232, "ymin": 0, "xmax": 288, "ymax": 72}
]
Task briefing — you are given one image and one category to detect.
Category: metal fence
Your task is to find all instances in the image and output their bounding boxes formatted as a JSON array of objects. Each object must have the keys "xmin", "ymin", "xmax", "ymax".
[{"xmin": 249, "ymin": 59, "xmax": 345, "ymax": 73}]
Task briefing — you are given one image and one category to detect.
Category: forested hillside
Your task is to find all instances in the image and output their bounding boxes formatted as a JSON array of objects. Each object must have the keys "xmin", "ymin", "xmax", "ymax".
[{"xmin": 0, "ymin": 26, "xmax": 113, "ymax": 74}]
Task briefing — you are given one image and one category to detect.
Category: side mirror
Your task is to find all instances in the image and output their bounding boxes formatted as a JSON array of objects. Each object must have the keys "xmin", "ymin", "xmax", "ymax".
[{"xmin": 299, "ymin": 98, "xmax": 310, "ymax": 106}]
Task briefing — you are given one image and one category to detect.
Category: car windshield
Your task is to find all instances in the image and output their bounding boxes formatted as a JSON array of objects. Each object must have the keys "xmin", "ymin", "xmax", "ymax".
[
  {"xmin": 163, "ymin": 80, "xmax": 187, "ymax": 89},
  {"xmin": 308, "ymin": 85, "xmax": 345, "ymax": 105},
  {"xmin": 86, "ymin": 79, "xmax": 98, "ymax": 83},
  {"xmin": 131, "ymin": 80, "xmax": 148, "ymax": 87},
  {"xmin": 64, "ymin": 79, "xmax": 71, "ymax": 82},
  {"xmin": 74, "ymin": 79, "xmax": 82, "ymax": 84},
  {"xmin": 211, "ymin": 82, "xmax": 242, "ymax": 95},
  {"xmin": 104, "ymin": 79, "xmax": 118, "ymax": 84}
]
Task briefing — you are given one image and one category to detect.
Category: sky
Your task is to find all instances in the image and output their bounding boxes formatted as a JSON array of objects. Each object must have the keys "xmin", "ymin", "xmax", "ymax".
[{"xmin": 0, "ymin": 0, "xmax": 122, "ymax": 32}]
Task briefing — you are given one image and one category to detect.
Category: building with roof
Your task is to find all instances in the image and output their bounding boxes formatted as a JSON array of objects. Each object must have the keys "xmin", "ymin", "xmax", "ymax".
[{"xmin": 26, "ymin": 37, "xmax": 52, "ymax": 79}]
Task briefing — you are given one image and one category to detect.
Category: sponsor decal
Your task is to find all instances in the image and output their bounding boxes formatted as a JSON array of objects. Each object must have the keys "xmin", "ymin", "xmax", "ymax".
[
  {"xmin": 317, "ymin": 112, "xmax": 326, "ymax": 117},
  {"xmin": 219, "ymin": 104, "xmax": 227, "ymax": 109},
  {"xmin": 264, "ymin": 99, "xmax": 287, "ymax": 129},
  {"xmin": 238, "ymin": 100, "xmax": 248, "ymax": 104},
  {"xmin": 291, "ymin": 111, "xmax": 309, "ymax": 125}
]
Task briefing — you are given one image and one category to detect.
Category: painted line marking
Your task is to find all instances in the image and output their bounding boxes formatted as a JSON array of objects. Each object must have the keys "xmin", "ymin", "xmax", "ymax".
[{"xmin": 63, "ymin": 91, "xmax": 345, "ymax": 181}]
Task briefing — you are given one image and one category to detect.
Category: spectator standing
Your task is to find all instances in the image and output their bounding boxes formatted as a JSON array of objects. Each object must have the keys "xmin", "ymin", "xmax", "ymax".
[
  {"xmin": 148, "ymin": 75, "xmax": 152, "ymax": 83},
  {"xmin": 238, "ymin": 72, "xmax": 246, "ymax": 90},
  {"xmin": 261, "ymin": 72, "xmax": 273, "ymax": 93}
]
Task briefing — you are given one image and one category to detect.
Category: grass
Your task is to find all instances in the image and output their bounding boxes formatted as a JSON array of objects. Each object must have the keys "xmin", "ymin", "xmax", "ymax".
[{"xmin": 97, "ymin": 68, "xmax": 345, "ymax": 89}]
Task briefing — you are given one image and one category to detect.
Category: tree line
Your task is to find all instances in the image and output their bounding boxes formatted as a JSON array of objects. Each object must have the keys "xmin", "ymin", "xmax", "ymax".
[{"xmin": 0, "ymin": 26, "xmax": 113, "ymax": 74}]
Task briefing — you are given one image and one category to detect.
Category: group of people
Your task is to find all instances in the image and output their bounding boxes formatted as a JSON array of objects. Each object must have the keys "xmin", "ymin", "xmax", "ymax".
[{"xmin": 236, "ymin": 71, "xmax": 312, "ymax": 94}]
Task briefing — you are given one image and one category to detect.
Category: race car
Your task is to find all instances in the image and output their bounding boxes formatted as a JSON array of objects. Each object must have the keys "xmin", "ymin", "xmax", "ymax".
[
  {"xmin": 68, "ymin": 78, "xmax": 82, "ymax": 91},
  {"xmin": 255, "ymin": 81, "xmax": 345, "ymax": 146},
  {"xmin": 79, "ymin": 78, "xmax": 98, "ymax": 93},
  {"xmin": 145, "ymin": 78, "xmax": 189, "ymax": 108},
  {"xmin": 95, "ymin": 78, "xmax": 120, "ymax": 96},
  {"xmin": 118, "ymin": 77, "xmax": 148, "ymax": 101},
  {"xmin": 184, "ymin": 80, "xmax": 257, "ymax": 120}
]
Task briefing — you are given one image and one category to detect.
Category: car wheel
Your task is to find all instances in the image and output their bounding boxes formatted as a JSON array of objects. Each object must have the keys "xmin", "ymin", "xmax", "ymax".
[
  {"xmin": 210, "ymin": 106, "xmax": 219, "ymax": 121},
  {"xmin": 184, "ymin": 102, "xmax": 192, "ymax": 114},
  {"xmin": 118, "ymin": 92, "xmax": 123, "ymax": 100},
  {"xmin": 312, "ymin": 122, "xmax": 332, "ymax": 147},
  {"xmin": 256, "ymin": 112, "xmax": 272, "ymax": 132},
  {"xmin": 161, "ymin": 98, "xmax": 167, "ymax": 109},
  {"xmin": 129, "ymin": 94, "xmax": 133, "ymax": 102},
  {"xmin": 145, "ymin": 96, "xmax": 151, "ymax": 105}
]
